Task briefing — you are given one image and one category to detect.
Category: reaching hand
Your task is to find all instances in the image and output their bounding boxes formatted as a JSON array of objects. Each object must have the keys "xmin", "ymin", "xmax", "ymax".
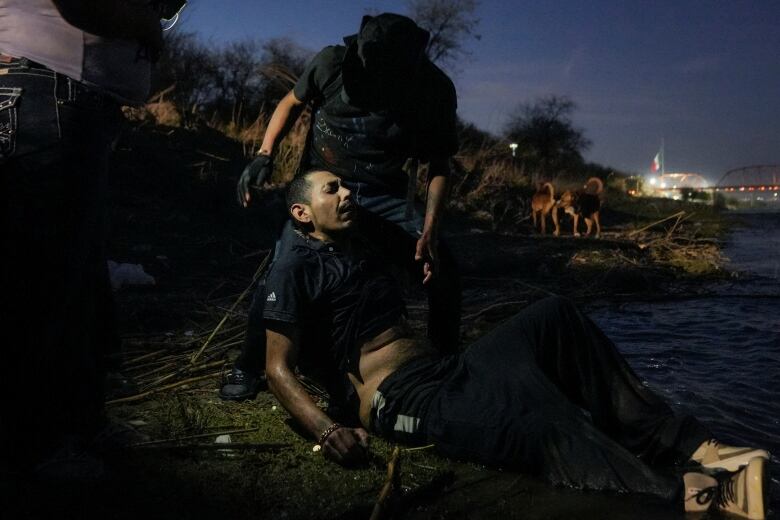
[
  {"xmin": 415, "ymin": 231, "xmax": 439, "ymax": 285},
  {"xmin": 237, "ymin": 153, "xmax": 273, "ymax": 207},
  {"xmin": 321, "ymin": 426, "xmax": 370, "ymax": 467}
]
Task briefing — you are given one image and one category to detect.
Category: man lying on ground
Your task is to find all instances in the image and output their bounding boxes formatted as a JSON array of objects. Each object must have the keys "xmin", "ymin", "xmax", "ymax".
[{"xmin": 264, "ymin": 168, "xmax": 770, "ymax": 519}]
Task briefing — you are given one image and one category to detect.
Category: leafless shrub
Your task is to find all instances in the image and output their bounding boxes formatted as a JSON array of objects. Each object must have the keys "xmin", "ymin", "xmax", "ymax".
[{"xmin": 407, "ymin": 0, "xmax": 481, "ymax": 70}]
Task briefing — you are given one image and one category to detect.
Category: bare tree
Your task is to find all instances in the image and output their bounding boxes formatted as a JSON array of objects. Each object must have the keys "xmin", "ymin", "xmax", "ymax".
[
  {"xmin": 504, "ymin": 95, "xmax": 591, "ymax": 180},
  {"xmin": 152, "ymin": 31, "xmax": 217, "ymax": 112},
  {"xmin": 406, "ymin": 0, "xmax": 480, "ymax": 69},
  {"xmin": 259, "ymin": 38, "xmax": 312, "ymax": 105},
  {"xmin": 212, "ymin": 39, "xmax": 265, "ymax": 125}
]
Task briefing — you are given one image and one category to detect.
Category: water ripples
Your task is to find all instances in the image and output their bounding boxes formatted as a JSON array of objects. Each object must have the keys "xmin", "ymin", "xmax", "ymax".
[{"xmin": 589, "ymin": 213, "xmax": 780, "ymax": 515}]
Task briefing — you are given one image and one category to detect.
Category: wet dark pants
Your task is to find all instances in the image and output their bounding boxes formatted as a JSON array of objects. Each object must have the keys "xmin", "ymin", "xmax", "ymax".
[
  {"xmin": 377, "ymin": 296, "xmax": 711, "ymax": 501},
  {"xmin": 235, "ymin": 181, "xmax": 461, "ymax": 375},
  {"xmin": 0, "ymin": 61, "xmax": 121, "ymax": 465}
]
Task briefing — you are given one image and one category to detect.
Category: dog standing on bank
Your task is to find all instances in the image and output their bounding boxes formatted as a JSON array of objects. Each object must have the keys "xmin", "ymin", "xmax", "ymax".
[{"xmin": 558, "ymin": 177, "xmax": 604, "ymax": 238}]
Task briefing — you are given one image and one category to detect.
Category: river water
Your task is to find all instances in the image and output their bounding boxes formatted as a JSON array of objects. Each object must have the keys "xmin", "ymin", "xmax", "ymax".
[{"xmin": 590, "ymin": 212, "xmax": 780, "ymax": 516}]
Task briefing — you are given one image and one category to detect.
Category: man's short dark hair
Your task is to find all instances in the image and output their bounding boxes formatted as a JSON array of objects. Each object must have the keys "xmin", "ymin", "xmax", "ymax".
[
  {"xmin": 286, "ymin": 169, "xmax": 324, "ymax": 229},
  {"xmin": 286, "ymin": 169, "xmax": 318, "ymax": 209}
]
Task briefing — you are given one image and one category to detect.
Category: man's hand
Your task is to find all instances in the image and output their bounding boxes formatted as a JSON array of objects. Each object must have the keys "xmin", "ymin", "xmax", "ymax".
[
  {"xmin": 321, "ymin": 426, "xmax": 370, "ymax": 467},
  {"xmin": 237, "ymin": 153, "xmax": 273, "ymax": 207},
  {"xmin": 415, "ymin": 230, "xmax": 439, "ymax": 285}
]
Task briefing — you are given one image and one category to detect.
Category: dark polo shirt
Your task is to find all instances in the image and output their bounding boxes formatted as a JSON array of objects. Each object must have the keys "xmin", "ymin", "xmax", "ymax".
[{"xmin": 263, "ymin": 229, "xmax": 406, "ymax": 376}]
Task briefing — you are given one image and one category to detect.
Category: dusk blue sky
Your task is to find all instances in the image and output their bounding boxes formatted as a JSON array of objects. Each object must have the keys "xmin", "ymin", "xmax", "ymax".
[{"xmin": 179, "ymin": 1, "xmax": 779, "ymax": 182}]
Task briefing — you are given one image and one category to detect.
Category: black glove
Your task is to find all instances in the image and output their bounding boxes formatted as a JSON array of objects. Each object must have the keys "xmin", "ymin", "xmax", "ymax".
[{"xmin": 237, "ymin": 153, "xmax": 273, "ymax": 207}]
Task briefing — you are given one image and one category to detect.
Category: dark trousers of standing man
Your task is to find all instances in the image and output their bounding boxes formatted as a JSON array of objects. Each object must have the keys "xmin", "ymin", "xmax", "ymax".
[{"xmin": 0, "ymin": 58, "xmax": 121, "ymax": 467}]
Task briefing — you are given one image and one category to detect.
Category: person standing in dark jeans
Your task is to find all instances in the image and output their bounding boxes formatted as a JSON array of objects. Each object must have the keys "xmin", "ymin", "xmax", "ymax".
[
  {"xmin": 224, "ymin": 13, "xmax": 462, "ymax": 400},
  {"xmin": 0, "ymin": 0, "xmax": 165, "ymax": 474},
  {"xmin": 265, "ymin": 169, "xmax": 769, "ymax": 519}
]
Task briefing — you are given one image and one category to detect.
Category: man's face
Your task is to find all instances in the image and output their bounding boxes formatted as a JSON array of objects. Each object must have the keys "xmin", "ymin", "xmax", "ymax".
[{"xmin": 293, "ymin": 171, "xmax": 357, "ymax": 240}]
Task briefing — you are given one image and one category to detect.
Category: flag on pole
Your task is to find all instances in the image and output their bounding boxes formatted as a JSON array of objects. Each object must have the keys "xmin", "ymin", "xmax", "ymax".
[{"xmin": 651, "ymin": 152, "xmax": 661, "ymax": 172}]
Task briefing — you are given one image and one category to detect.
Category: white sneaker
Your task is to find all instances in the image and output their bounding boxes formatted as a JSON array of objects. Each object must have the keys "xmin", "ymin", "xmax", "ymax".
[
  {"xmin": 690, "ymin": 440, "xmax": 770, "ymax": 472},
  {"xmin": 684, "ymin": 456, "xmax": 766, "ymax": 519}
]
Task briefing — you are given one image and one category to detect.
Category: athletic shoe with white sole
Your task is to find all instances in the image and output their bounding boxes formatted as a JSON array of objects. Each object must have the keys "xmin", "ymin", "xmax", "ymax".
[
  {"xmin": 684, "ymin": 456, "xmax": 766, "ymax": 519},
  {"xmin": 690, "ymin": 440, "xmax": 770, "ymax": 472}
]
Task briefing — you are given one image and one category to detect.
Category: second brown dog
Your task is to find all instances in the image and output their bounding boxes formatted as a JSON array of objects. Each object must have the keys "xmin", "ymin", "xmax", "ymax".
[{"xmin": 557, "ymin": 177, "xmax": 604, "ymax": 238}]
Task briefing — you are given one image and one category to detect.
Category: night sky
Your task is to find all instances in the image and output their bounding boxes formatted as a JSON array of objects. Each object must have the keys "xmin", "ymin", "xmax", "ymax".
[{"xmin": 179, "ymin": 0, "xmax": 780, "ymax": 182}]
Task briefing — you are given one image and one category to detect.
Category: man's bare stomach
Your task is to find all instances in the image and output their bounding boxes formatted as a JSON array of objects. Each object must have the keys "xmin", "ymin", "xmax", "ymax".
[{"xmin": 347, "ymin": 323, "xmax": 437, "ymax": 429}]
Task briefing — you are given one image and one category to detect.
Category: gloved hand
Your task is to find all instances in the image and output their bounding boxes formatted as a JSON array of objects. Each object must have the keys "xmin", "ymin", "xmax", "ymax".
[{"xmin": 237, "ymin": 153, "xmax": 273, "ymax": 207}]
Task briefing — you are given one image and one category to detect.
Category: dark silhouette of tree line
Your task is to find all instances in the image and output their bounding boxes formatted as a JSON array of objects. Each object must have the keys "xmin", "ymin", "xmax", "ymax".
[{"xmin": 149, "ymin": 0, "xmax": 603, "ymax": 183}]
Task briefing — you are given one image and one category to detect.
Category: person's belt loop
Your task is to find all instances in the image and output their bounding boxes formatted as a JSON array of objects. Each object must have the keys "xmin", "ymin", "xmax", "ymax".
[
  {"xmin": 54, "ymin": 72, "xmax": 69, "ymax": 105},
  {"xmin": 67, "ymin": 76, "xmax": 74, "ymax": 103},
  {"xmin": 53, "ymin": 73, "xmax": 63, "ymax": 139}
]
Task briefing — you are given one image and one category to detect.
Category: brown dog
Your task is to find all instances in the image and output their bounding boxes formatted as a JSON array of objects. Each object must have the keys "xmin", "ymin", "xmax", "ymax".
[
  {"xmin": 557, "ymin": 177, "xmax": 603, "ymax": 237},
  {"xmin": 531, "ymin": 182, "xmax": 560, "ymax": 235}
]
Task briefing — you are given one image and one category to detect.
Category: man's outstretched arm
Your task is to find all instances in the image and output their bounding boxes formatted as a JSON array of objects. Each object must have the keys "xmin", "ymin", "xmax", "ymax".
[
  {"xmin": 238, "ymin": 91, "xmax": 305, "ymax": 206},
  {"xmin": 265, "ymin": 323, "xmax": 369, "ymax": 466},
  {"xmin": 259, "ymin": 90, "xmax": 305, "ymax": 157}
]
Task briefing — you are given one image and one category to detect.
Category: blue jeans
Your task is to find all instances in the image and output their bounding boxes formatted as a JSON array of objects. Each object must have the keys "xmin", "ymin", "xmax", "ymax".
[
  {"xmin": 341, "ymin": 180, "xmax": 425, "ymax": 236},
  {"xmin": 0, "ymin": 59, "xmax": 121, "ymax": 464},
  {"xmin": 235, "ymin": 180, "xmax": 462, "ymax": 379}
]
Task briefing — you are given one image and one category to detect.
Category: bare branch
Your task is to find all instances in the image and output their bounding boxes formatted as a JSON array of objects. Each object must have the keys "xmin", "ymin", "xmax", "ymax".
[{"xmin": 406, "ymin": 0, "xmax": 481, "ymax": 70}]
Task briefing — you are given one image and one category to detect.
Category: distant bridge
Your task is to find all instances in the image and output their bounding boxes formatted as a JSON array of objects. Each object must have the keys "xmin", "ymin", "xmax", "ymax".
[
  {"xmin": 651, "ymin": 166, "xmax": 780, "ymax": 195},
  {"xmin": 712, "ymin": 165, "xmax": 780, "ymax": 193}
]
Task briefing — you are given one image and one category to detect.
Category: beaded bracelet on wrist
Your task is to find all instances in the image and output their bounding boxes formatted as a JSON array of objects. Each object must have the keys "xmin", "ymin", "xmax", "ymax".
[{"xmin": 317, "ymin": 422, "xmax": 342, "ymax": 447}]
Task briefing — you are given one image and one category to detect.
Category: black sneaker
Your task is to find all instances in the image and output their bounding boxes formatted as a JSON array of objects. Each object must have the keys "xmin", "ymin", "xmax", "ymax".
[{"xmin": 219, "ymin": 367, "xmax": 265, "ymax": 401}]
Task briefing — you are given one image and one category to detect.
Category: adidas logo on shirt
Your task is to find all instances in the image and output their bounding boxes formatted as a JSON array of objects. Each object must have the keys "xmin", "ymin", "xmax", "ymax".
[{"xmin": 266, "ymin": 292, "xmax": 277, "ymax": 302}]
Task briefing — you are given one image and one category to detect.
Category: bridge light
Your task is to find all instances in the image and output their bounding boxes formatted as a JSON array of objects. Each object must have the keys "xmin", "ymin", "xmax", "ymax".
[
  {"xmin": 660, "ymin": 182, "xmax": 667, "ymax": 188},
  {"xmin": 649, "ymin": 177, "xmax": 657, "ymax": 186}
]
